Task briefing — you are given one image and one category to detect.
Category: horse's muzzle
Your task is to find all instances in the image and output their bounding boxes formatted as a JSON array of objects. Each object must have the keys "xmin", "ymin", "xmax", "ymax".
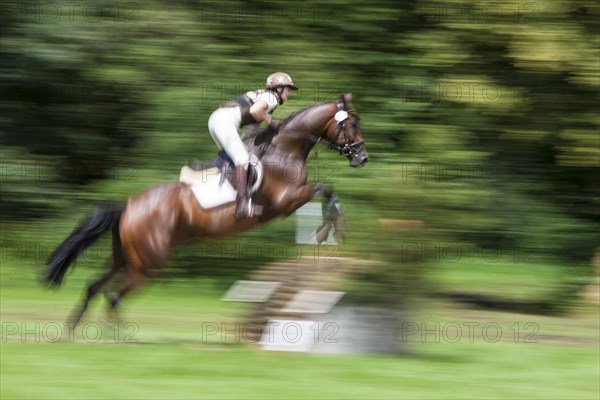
[{"xmin": 350, "ymin": 152, "xmax": 369, "ymax": 168}]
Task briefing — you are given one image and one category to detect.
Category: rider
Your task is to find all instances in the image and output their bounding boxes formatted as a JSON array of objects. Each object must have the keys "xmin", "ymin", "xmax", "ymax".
[{"xmin": 207, "ymin": 72, "xmax": 298, "ymax": 219}]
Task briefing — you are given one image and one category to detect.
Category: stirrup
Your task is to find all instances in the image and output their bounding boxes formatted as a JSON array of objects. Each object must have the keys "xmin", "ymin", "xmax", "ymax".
[
  {"xmin": 235, "ymin": 199, "xmax": 251, "ymax": 219},
  {"xmin": 235, "ymin": 199, "xmax": 262, "ymax": 218}
]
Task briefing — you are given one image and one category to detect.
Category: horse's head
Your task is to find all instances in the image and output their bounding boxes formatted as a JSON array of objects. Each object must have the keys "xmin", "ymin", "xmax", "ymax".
[{"xmin": 325, "ymin": 94, "xmax": 369, "ymax": 167}]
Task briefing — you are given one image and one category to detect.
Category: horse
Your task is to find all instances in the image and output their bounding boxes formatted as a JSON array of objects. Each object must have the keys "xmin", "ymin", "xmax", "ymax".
[{"xmin": 46, "ymin": 93, "xmax": 368, "ymax": 325}]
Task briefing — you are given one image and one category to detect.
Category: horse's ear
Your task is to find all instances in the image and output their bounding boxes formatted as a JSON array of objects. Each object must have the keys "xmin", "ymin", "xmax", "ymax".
[{"xmin": 340, "ymin": 93, "xmax": 352, "ymax": 108}]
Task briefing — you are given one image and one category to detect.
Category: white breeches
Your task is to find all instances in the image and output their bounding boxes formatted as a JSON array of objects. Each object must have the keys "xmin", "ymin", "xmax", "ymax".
[{"xmin": 208, "ymin": 107, "xmax": 249, "ymax": 168}]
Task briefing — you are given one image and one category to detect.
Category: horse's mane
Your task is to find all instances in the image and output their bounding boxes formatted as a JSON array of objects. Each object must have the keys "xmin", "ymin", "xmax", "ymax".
[
  {"xmin": 281, "ymin": 100, "xmax": 335, "ymax": 126},
  {"xmin": 253, "ymin": 101, "xmax": 335, "ymax": 145}
]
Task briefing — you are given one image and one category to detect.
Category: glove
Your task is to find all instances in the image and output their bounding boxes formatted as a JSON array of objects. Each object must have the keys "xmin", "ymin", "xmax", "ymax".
[{"xmin": 268, "ymin": 119, "xmax": 280, "ymax": 130}]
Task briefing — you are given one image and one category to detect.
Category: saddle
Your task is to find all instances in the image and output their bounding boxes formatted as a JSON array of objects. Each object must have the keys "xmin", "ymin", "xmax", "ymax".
[
  {"xmin": 187, "ymin": 151, "xmax": 235, "ymax": 186},
  {"xmin": 180, "ymin": 151, "xmax": 262, "ymax": 212}
]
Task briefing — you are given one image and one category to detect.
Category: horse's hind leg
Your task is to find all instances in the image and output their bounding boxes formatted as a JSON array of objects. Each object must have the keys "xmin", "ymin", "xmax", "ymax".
[
  {"xmin": 105, "ymin": 281, "xmax": 135, "ymax": 318},
  {"xmin": 108, "ymin": 188, "xmax": 177, "ymax": 320},
  {"xmin": 68, "ymin": 223, "xmax": 126, "ymax": 326},
  {"xmin": 105, "ymin": 263, "xmax": 149, "ymax": 320},
  {"xmin": 67, "ymin": 262, "xmax": 121, "ymax": 327}
]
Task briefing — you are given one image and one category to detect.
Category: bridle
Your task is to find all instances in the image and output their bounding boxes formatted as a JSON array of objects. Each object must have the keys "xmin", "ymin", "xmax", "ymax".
[
  {"xmin": 254, "ymin": 99, "xmax": 366, "ymax": 164},
  {"xmin": 327, "ymin": 103, "xmax": 365, "ymax": 161}
]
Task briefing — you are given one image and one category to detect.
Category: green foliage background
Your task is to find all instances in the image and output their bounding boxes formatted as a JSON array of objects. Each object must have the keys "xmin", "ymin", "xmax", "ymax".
[{"xmin": 1, "ymin": 1, "xmax": 598, "ymax": 308}]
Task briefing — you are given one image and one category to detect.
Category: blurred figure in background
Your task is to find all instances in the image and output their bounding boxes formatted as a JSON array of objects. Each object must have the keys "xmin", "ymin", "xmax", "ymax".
[{"xmin": 206, "ymin": 72, "xmax": 298, "ymax": 218}]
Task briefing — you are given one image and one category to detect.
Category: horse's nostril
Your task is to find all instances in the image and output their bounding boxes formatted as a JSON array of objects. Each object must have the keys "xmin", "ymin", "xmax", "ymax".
[{"xmin": 361, "ymin": 157, "xmax": 369, "ymax": 165}]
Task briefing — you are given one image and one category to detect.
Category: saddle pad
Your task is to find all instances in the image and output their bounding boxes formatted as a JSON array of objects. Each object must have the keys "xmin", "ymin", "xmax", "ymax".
[{"xmin": 179, "ymin": 166, "xmax": 236, "ymax": 209}]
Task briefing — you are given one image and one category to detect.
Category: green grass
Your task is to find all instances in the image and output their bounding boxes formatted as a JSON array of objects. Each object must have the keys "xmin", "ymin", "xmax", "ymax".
[
  {"xmin": 429, "ymin": 256, "xmax": 577, "ymax": 301},
  {"xmin": 1, "ymin": 263, "xmax": 599, "ymax": 399},
  {"xmin": 2, "ymin": 332, "xmax": 598, "ymax": 399}
]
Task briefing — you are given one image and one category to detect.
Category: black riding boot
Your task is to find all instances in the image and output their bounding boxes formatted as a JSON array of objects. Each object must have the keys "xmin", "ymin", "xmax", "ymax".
[{"xmin": 234, "ymin": 165, "xmax": 250, "ymax": 219}]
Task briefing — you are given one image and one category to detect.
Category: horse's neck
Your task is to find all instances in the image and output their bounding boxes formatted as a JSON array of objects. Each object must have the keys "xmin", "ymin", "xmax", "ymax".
[
  {"xmin": 288, "ymin": 103, "xmax": 335, "ymax": 135},
  {"xmin": 258, "ymin": 103, "xmax": 334, "ymax": 162}
]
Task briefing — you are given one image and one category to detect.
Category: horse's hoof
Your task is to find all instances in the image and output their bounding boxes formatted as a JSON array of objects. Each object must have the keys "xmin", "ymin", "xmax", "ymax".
[
  {"xmin": 333, "ymin": 216, "xmax": 346, "ymax": 245},
  {"xmin": 333, "ymin": 231, "xmax": 345, "ymax": 245}
]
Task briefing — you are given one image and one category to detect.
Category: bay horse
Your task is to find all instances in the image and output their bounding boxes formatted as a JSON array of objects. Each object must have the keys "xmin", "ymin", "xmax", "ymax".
[{"xmin": 46, "ymin": 93, "xmax": 368, "ymax": 325}]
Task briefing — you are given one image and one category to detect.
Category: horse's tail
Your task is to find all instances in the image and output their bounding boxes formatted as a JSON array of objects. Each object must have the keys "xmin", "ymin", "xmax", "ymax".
[{"xmin": 46, "ymin": 204, "xmax": 123, "ymax": 287}]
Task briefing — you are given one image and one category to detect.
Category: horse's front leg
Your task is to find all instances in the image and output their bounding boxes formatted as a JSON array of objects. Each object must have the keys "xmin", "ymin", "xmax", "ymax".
[
  {"xmin": 283, "ymin": 184, "xmax": 346, "ymax": 244},
  {"xmin": 315, "ymin": 191, "xmax": 346, "ymax": 244},
  {"xmin": 282, "ymin": 183, "xmax": 325, "ymax": 216}
]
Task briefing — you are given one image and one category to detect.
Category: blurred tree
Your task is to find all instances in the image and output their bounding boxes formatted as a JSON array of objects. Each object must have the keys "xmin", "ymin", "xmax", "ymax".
[{"xmin": 1, "ymin": 1, "xmax": 598, "ymax": 308}]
